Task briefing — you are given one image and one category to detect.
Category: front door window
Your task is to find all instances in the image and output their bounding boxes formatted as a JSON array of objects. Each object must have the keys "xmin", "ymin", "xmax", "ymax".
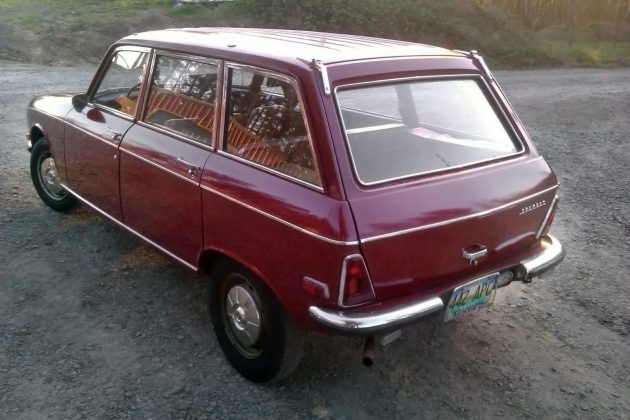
[{"xmin": 92, "ymin": 49, "xmax": 149, "ymax": 117}]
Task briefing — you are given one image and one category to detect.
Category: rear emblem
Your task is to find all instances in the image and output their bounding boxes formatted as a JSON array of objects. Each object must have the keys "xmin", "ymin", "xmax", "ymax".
[{"xmin": 519, "ymin": 200, "xmax": 546, "ymax": 215}]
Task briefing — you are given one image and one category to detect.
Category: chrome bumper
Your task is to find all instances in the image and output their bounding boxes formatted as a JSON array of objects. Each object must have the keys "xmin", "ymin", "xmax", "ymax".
[
  {"xmin": 26, "ymin": 132, "xmax": 33, "ymax": 152},
  {"xmin": 517, "ymin": 234, "xmax": 565, "ymax": 282},
  {"xmin": 309, "ymin": 234, "xmax": 565, "ymax": 335},
  {"xmin": 309, "ymin": 296, "xmax": 444, "ymax": 336}
]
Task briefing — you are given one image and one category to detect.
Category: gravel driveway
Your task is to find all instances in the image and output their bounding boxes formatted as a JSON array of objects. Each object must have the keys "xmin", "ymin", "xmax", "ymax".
[{"xmin": 1, "ymin": 64, "xmax": 629, "ymax": 419}]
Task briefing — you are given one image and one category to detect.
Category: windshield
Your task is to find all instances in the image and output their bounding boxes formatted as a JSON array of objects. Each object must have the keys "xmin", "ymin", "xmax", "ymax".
[{"xmin": 336, "ymin": 78, "xmax": 522, "ymax": 185}]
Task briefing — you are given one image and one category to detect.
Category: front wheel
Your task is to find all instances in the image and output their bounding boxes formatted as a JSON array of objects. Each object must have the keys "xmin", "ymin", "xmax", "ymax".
[
  {"xmin": 30, "ymin": 139, "xmax": 76, "ymax": 212},
  {"xmin": 209, "ymin": 260, "xmax": 304, "ymax": 383}
]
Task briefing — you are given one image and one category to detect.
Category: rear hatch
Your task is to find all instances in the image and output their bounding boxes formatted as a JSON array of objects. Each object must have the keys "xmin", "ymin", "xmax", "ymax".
[
  {"xmin": 335, "ymin": 74, "xmax": 558, "ymax": 301},
  {"xmin": 349, "ymin": 158, "xmax": 557, "ymax": 301}
]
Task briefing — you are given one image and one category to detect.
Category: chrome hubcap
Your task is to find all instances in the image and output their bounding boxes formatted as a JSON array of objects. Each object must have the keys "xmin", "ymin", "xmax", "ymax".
[
  {"xmin": 225, "ymin": 284, "xmax": 262, "ymax": 352},
  {"xmin": 39, "ymin": 156, "xmax": 65, "ymax": 198}
]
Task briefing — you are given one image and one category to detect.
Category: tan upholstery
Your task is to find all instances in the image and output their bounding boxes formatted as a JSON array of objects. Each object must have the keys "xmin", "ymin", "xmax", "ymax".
[{"xmin": 147, "ymin": 88, "xmax": 216, "ymax": 135}]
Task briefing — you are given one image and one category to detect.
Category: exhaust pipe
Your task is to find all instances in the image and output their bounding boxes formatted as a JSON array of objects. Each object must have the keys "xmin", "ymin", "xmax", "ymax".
[{"xmin": 362, "ymin": 336, "xmax": 375, "ymax": 367}]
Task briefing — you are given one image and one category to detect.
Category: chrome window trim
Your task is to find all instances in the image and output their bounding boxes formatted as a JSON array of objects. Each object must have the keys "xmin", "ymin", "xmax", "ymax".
[
  {"xmin": 360, "ymin": 183, "xmax": 559, "ymax": 243},
  {"xmin": 88, "ymin": 45, "xmax": 152, "ymax": 121},
  {"xmin": 138, "ymin": 48, "xmax": 158, "ymax": 123},
  {"xmin": 139, "ymin": 50, "xmax": 220, "ymax": 149},
  {"xmin": 216, "ymin": 150, "xmax": 324, "ymax": 192},
  {"xmin": 536, "ymin": 194, "xmax": 558, "ymax": 240},
  {"xmin": 60, "ymin": 183, "xmax": 197, "ymax": 272},
  {"xmin": 199, "ymin": 184, "xmax": 358, "ymax": 246},
  {"xmin": 220, "ymin": 61, "xmax": 324, "ymax": 192},
  {"xmin": 135, "ymin": 120, "xmax": 215, "ymax": 153},
  {"xmin": 120, "ymin": 148, "xmax": 199, "ymax": 186},
  {"xmin": 90, "ymin": 103, "xmax": 136, "ymax": 122},
  {"xmin": 333, "ymin": 74, "xmax": 527, "ymax": 187},
  {"xmin": 338, "ymin": 254, "xmax": 376, "ymax": 308},
  {"xmin": 214, "ymin": 60, "xmax": 226, "ymax": 150}
]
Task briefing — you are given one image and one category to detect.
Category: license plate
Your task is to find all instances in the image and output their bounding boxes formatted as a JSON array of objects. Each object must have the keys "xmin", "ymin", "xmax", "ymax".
[{"xmin": 444, "ymin": 273, "xmax": 498, "ymax": 321}]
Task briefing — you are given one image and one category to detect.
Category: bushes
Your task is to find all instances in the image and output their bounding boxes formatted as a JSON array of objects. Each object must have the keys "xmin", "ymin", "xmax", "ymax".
[{"xmin": 238, "ymin": 0, "xmax": 454, "ymax": 40}]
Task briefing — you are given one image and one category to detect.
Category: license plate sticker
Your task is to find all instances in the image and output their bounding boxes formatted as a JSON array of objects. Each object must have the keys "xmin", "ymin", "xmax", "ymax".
[{"xmin": 444, "ymin": 273, "xmax": 499, "ymax": 322}]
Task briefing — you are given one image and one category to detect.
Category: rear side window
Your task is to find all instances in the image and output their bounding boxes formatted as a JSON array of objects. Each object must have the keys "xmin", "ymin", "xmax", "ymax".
[
  {"xmin": 143, "ymin": 55, "xmax": 219, "ymax": 145},
  {"xmin": 222, "ymin": 67, "xmax": 321, "ymax": 187},
  {"xmin": 93, "ymin": 49, "xmax": 149, "ymax": 117},
  {"xmin": 336, "ymin": 78, "xmax": 522, "ymax": 185}
]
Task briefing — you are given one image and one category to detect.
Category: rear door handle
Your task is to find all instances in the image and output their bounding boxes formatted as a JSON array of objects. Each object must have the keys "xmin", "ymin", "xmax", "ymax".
[
  {"xmin": 105, "ymin": 127, "xmax": 123, "ymax": 142},
  {"xmin": 176, "ymin": 157, "xmax": 199, "ymax": 178}
]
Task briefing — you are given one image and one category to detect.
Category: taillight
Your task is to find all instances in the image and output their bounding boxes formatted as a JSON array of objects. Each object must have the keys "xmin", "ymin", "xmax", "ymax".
[
  {"xmin": 339, "ymin": 254, "xmax": 375, "ymax": 307},
  {"xmin": 537, "ymin": 195, "xmax": 558, "ymax": 239}
]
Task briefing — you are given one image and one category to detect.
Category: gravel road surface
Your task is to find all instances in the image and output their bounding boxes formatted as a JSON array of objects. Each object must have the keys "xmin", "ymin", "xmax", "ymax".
[{"xmin": 1, "ymin": 65, "xmax": 629, "ymax": 419}]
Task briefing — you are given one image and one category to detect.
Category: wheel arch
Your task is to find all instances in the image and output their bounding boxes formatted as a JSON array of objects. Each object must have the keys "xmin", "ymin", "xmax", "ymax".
[
  {"xmin": 198, "ymin": 247, "xmax": 287, "ymax": 309},
  {"xmin": 30, "ymin": 123, "xmax": 47, "ymax": 144}
]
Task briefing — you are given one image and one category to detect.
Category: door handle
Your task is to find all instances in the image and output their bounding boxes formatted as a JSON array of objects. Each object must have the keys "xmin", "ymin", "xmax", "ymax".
[
  {"xmin": 462, "ymin": 245, "xmax": 488, "ymax": 266},
  {"xmin": 105, "ymin": 127, "xmax": 123, "ymax": 142},
  {"xmin": 176, "ymin": 157, "xmax": 199, "ymax": 178}
]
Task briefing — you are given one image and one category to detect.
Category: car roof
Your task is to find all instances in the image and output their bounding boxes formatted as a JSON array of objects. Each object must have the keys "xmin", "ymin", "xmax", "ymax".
[{"xmin": 122, "ymin": 27, "xmax": 462, "ymax": 65}]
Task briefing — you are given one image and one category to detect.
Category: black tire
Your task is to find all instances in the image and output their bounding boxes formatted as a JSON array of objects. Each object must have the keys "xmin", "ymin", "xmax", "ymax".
[
  {"xmin": 209, "ymin": 259, "xmax": 304, "ymax": 383},
  {"xmin": 30, "ymin": 138, "xmax": 77, "ymax": 212}
]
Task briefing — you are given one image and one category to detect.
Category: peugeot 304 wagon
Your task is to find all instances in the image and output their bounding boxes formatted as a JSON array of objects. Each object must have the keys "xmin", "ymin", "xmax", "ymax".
[{"xmin": 26, "ymin": 28, "xmax": 565, "ymax": 382}]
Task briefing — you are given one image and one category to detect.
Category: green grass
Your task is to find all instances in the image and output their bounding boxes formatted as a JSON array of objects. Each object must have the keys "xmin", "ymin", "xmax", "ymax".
[
  {"xmin": 544, "ymin": 41, "xmax": 630, "ymax": 66},
  {"xmin": 0, "ymin": 0, "xmax": 628, "ymax": 68}
]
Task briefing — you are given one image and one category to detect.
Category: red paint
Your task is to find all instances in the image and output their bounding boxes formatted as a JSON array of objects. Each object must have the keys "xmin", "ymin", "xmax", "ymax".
[{"xmin": 26, "ymin": 29, "xmax": 559, "ymax": 332}]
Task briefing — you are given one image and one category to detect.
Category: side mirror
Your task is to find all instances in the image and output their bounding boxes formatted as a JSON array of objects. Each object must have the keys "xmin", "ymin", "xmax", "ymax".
[{"xmin": 72, "ymin": 93, "xmax": 88, "ymax": 111}]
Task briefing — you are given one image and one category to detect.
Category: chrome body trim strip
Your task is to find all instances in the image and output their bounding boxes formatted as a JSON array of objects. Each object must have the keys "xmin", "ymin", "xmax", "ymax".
[
  {"xmin": 519, "ymin": 234, "xmax": 565, "ymax": 280},
  {"xmin": 360, "ymin": 184, "xmax": 559, "ymax": 243},
  {"xmin": 60, "ymin": 183, "xmax": 197, "ymax": 272},
  {"xmin": 199, "ymin": 184, "xmax": 359, "ymax": 246},
  {"xmin": 333, "ymin": 74, "xmax": 527, "ymax": 187},
  {"xmin": 309, "ymin": 296, "xmax": 444, "ymax": 336},
  {"xmin": 120, "ymin": 148, "xmax": 199, "ymax": 186},
  {"xmin": 536, "ymin": 195, "xmax": 558, "ymax": 240}
]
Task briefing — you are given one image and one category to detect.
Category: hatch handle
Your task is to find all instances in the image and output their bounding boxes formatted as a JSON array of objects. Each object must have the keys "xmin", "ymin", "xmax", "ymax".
[{"xmin": 462, "ymin": 245, "xmax": 488, "ymax": 266}]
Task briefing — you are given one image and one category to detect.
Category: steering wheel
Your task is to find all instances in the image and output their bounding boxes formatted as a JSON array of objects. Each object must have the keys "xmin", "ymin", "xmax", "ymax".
[{"xmin": 126, "ymin": 82, "xmax": 142, "ymax": 100}]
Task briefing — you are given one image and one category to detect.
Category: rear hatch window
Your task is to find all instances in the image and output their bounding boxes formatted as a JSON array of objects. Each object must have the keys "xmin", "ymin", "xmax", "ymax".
[{"xmin": 336, "ymin": 77, "xmax": 522, "ymax": 185}]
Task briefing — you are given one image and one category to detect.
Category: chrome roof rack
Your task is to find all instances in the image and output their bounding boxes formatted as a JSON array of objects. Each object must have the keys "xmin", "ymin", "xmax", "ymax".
[
  {"xmin": 455, "ymin": 49, "xmax": 495, "ymax": 82},
  {"xmin": 299, "ymin": 58, "xmax": 331, "ymax": 95}
]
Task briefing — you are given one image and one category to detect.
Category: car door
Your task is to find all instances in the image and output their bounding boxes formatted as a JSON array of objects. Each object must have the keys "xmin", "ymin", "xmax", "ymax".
[
  {"xmin": 118, "ymin": 52, "xmax": 218, "ymax": 267},
  {"xmin": 64, "ymin": 47, "xmax": 151, "ymax": 220}
]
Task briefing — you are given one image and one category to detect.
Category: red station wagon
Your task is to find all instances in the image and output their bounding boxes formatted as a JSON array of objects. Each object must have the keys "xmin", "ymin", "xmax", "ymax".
[{"xmin": 26, "ymin": 28, "xmax": 565, "ymax": 382}]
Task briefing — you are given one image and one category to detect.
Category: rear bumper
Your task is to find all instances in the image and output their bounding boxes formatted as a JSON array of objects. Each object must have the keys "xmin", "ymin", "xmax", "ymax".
[
  {"xmin": 517, "ymin": 234, "xmax": 565, "ymax": 281},
  {"xmin": 309, "ymin": 234, "xmax": 565, "ymax": 336}
]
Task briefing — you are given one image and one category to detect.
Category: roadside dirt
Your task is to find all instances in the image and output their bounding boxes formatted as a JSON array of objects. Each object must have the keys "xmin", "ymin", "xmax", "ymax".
[{"xmin": 1, "ymin": 64, "xmax": 629, "ymax": 419}]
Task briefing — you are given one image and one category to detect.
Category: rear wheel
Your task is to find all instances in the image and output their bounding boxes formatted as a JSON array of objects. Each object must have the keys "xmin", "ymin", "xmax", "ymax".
[
  {"xmin": 30, "ymin": 139, "xmax": 76, "ymax": 212},
  {"xmin": 209, "ymin": 259, "xmax": 304, "ymax": 382}
]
